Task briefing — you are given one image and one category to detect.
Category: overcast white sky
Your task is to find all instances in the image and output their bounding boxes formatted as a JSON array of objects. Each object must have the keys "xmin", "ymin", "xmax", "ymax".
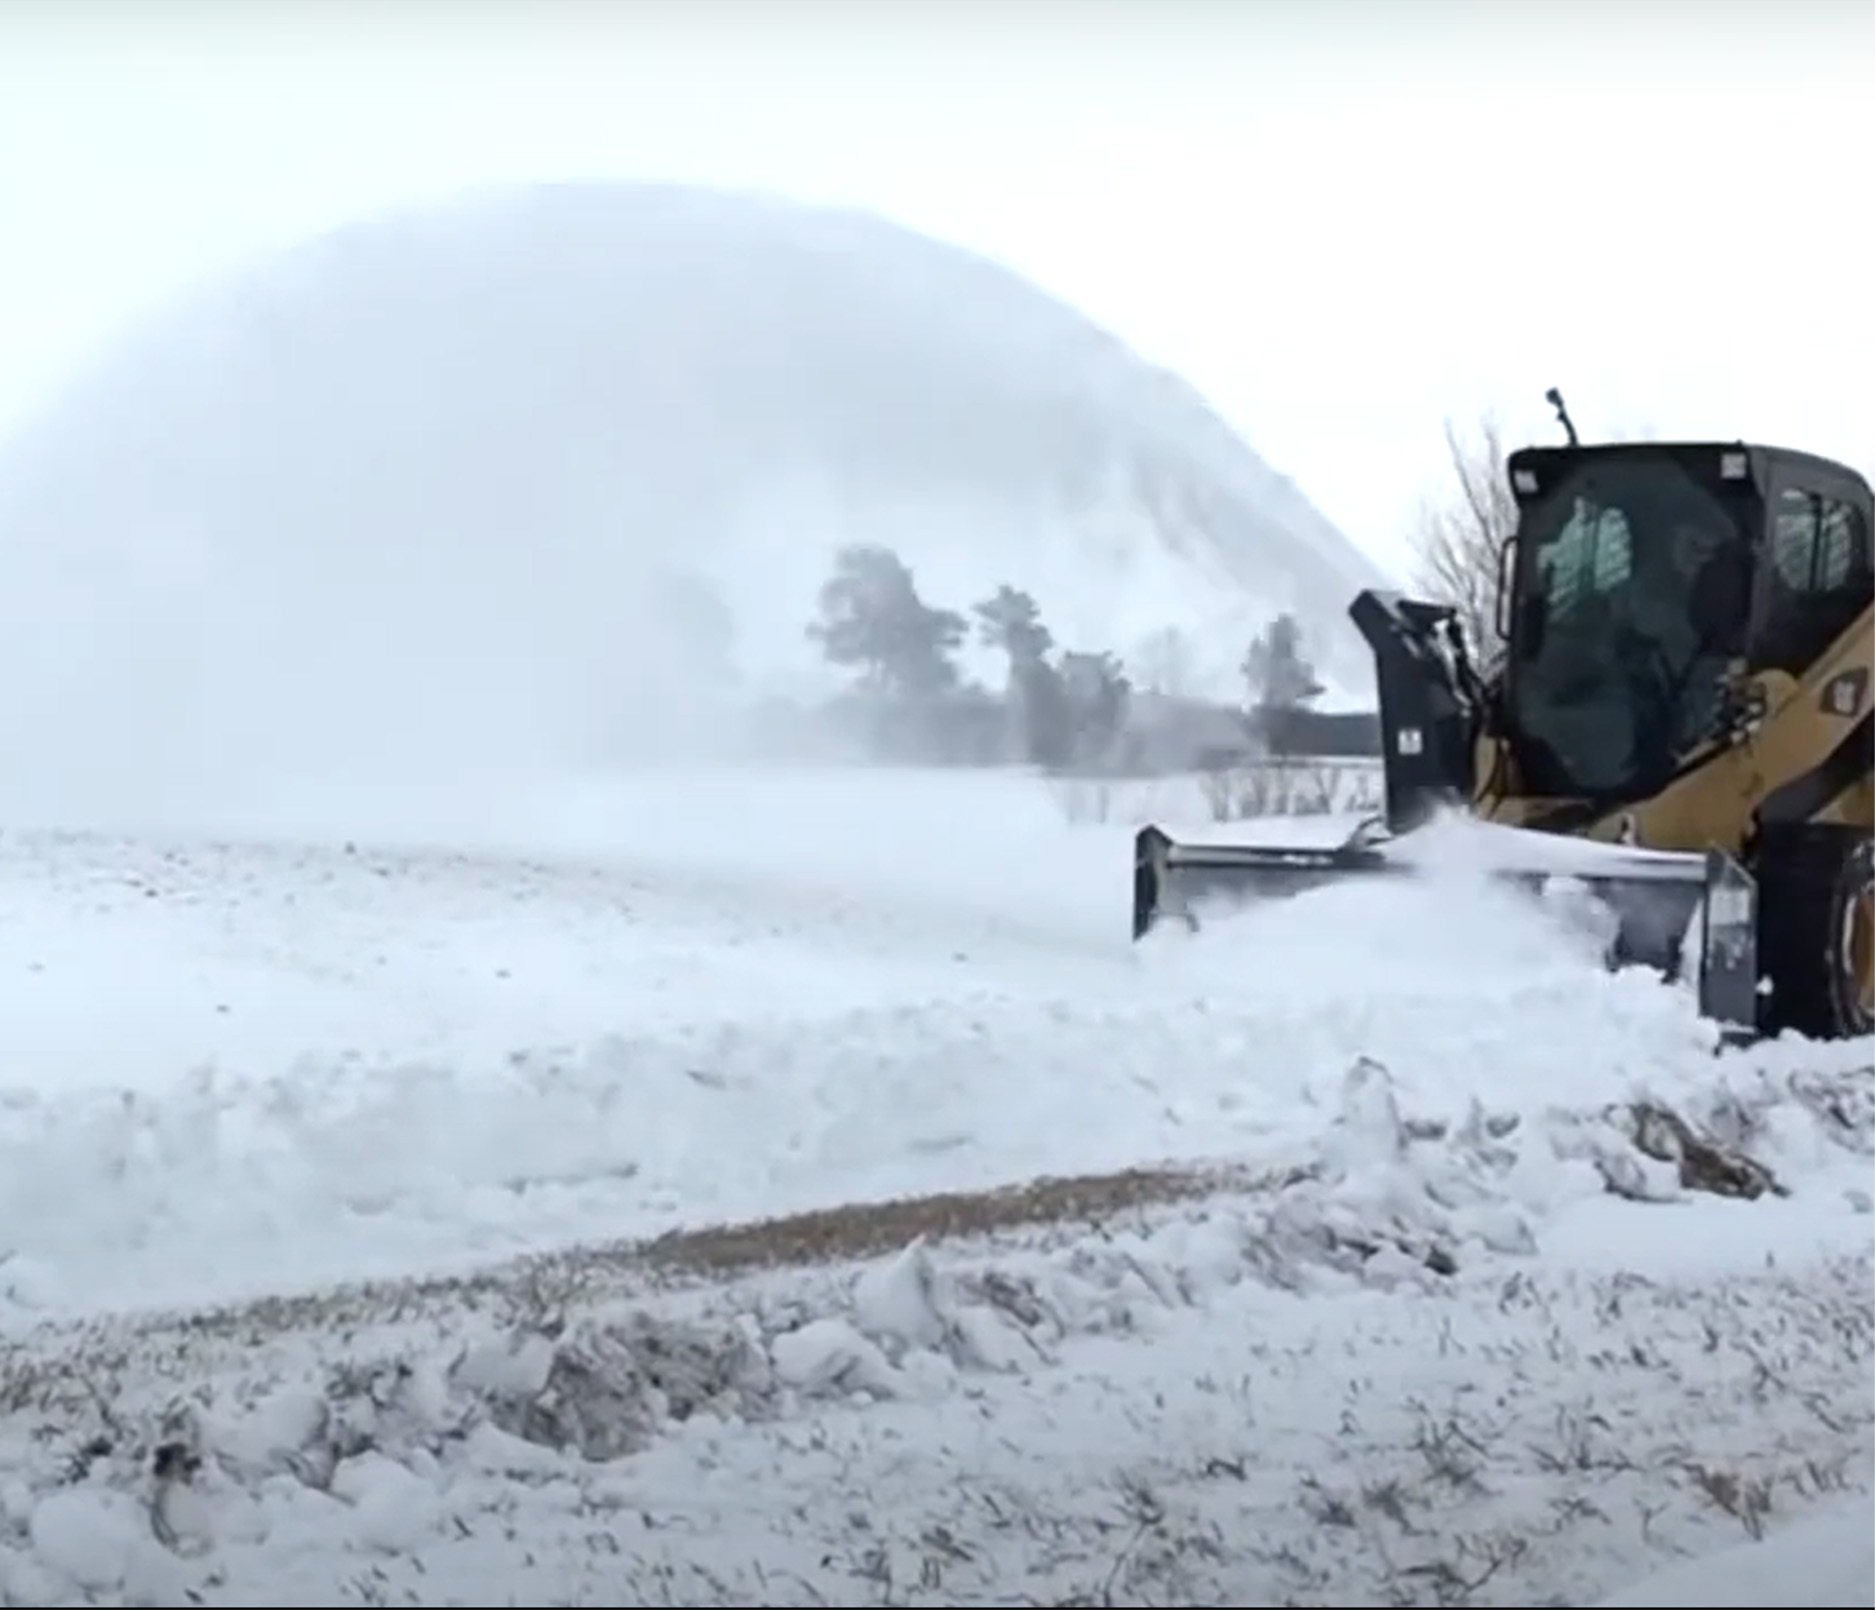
[{"xmin": 0, "ymin": 0, "xmax": 1869, "ymax": 571}]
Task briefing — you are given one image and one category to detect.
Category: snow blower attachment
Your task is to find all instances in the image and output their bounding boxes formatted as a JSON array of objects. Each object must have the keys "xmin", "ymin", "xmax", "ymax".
[
  {"xmin": 1130, "ymin": 593, "xmax": 1753, "ymax": 1026},
  {"xmin": 1132, "ymin": 818, "xmax": 1759, "ymax": 1034},
  {"xmin": 1132, "ymin": 406, "xmax": 1872, "ymax": 1044}
]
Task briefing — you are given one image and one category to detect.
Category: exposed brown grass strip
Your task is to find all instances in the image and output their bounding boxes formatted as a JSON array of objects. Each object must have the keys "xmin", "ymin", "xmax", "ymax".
[
  {"xmin": 33, "ymin": 1156, "xmax": 1287, "ymax": 1357},
  {"xmin": 636, "ymin": 1159, "xmax": 1287, "ymax": 1276}
]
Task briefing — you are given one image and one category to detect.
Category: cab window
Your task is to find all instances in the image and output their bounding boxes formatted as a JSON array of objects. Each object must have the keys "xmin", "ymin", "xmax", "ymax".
[
  {"xmin": 1538, "ymin": 501, "xmax": 1633, "ymax": 619},
  {"xmin": 1755, "ymin": 486, "xmax": 1873, "ymax": 674}
]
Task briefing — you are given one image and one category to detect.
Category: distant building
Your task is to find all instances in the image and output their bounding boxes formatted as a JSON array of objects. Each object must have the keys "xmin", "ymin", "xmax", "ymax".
[
  {"xmin": 1266, "ymin": 706, "xmax": 1383, "ymax": 760},
  {"xmin": 1115, "ymin": 692, "xmax": 1380, "ymax": 776}
]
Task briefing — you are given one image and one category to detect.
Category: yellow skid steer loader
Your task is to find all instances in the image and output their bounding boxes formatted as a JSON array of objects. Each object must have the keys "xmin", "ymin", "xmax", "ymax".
[{"xmin": 1134, "ymin": 397, "xmax": 1874, "ymax": 1043}]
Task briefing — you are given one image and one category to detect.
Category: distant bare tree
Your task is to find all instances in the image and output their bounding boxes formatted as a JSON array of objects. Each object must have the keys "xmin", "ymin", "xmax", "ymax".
[{"xmin": 1407, "ymin": 412, "xmax": 1517, "ymax": 673}]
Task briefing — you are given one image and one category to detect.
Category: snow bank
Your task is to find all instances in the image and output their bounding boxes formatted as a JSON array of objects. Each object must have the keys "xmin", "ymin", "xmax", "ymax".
[
  {"xmin": 0, "ymin": 755, "xmax": 1866, "ymax": 1603},
  {"xmin": 0, "ymin": 1167, "xmax": 1864, "ymax": 1606},
  {"xmin": 1, "ymin": 778, "xmax": 1871, "ymax": 1326}
]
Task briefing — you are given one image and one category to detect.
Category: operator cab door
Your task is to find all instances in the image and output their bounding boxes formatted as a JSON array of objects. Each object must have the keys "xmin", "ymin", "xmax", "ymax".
[{"xmin": 1747, "ymin": 457, "xmax": 1874, "ymax": 682}]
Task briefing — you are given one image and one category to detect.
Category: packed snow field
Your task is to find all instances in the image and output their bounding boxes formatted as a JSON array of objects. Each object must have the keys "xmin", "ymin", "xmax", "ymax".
[{"xmin": 0, "ymin": 763, "xmax": 1868, "ymax": 1606}]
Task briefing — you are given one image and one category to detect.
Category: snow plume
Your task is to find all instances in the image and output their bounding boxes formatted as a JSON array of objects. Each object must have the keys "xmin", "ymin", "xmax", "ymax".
[
  {"xmin": 0, "ymin": 179, "xmax": 1394, "ymax": 836},
  {"xmin": 0, "ymin": 489, "xmax": 751, "ymax": 834}
]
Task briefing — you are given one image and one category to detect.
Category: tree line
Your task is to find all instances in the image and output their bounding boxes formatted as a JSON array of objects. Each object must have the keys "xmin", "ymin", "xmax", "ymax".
[{"xmin": 804, "ymin": 543, "xmax": 1332, "ymax": 771}]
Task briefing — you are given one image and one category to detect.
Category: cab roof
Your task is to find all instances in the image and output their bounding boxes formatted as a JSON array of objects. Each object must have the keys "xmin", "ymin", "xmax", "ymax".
[{"xmin": 1505, "ymin": 440, "xmax": 1872, "ymax": 504}]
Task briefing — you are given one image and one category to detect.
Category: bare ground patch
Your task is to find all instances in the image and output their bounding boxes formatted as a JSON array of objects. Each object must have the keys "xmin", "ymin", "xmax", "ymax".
[
  {"xmin": 634, "ymin": 1156, "xmax": 1305, "ymax": 1276},
  {"xmin": 15, "ymin": 1154, "xmax": 1291, "ymax": 1363}
]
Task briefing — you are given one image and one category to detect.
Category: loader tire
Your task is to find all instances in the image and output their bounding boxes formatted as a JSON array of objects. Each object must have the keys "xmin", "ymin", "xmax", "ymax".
[{"xmin": 1754, "ymin": 824, "xmax": 1875, "ymax": 1042}]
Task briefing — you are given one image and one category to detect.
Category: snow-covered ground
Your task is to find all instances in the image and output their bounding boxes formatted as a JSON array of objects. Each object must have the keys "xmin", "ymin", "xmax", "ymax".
[
  {"xmin": 1595, "ymin": 1498, "xmax": 1874, "ymax": 1608},
  {"xmin": 0, "ymin": 763, "xmax": 1868, "ymax": 1606}
]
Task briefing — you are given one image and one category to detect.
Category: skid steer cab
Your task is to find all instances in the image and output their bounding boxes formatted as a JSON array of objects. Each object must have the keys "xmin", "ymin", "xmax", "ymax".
[{"xmin": 1134, "ymin": 413, "xmax": 1874, "ymax": 1045}]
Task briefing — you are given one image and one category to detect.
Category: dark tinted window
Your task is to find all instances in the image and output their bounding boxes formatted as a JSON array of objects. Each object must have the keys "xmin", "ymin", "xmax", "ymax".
[
  {"xmin": 1754, "ymin": 487, "xmax": 1872, "ymax": 674},
  {"xmin": 1509, "ymin": 454, "xmax": 1751, "ymax": 798}
]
